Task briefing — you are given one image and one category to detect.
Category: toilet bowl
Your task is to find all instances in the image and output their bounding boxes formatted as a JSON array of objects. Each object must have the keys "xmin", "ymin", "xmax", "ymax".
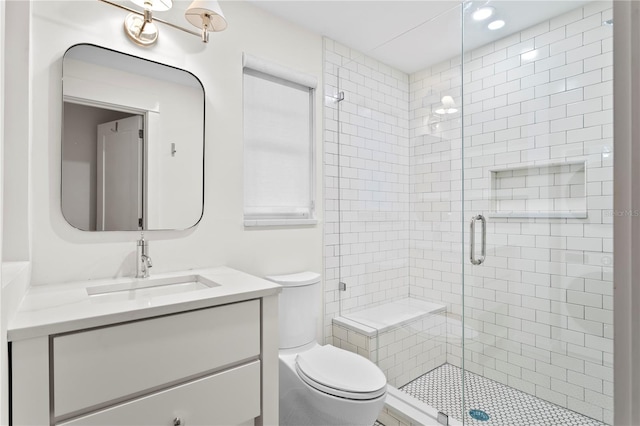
[{"xmin": 266, "ymin": 272, "xmax": 387, "ymax": 426}]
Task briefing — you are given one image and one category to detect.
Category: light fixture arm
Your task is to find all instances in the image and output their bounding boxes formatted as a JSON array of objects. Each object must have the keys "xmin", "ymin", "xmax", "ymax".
[
  {"xmin": 99, "ymin": 0, "xmax": 201, "ymax": 38},
  {"xmin": 201, "ymin": 14, "xmax": 211, "ymax": 43},
  {"xmin": 136, "ymin": 8, "xmax": 152, "ymax": 37}
]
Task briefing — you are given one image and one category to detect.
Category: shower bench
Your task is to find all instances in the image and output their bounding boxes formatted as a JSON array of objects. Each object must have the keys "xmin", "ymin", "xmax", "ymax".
[{"xmin": 332, "ymin": 297, "xmax": 455, "ymax": 388}]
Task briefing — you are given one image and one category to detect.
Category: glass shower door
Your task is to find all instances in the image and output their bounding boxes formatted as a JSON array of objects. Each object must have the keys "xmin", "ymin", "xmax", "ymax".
[
  {"xmin": 325, "ymin": 3, "xmax": 468, "ymax": 422},
  {"xmin": 461, "ymin": 1, "xmax": 614, "ymax": 424}
]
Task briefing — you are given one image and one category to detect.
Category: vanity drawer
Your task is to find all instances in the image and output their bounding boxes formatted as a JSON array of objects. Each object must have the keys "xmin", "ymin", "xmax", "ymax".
[
  {"xmin": 58, "ymin": 360, "xmax": 261, "ymax": 426},
  {"xmin": 53, "ymin": 300, "xmax": 260, "ymax": 417}
]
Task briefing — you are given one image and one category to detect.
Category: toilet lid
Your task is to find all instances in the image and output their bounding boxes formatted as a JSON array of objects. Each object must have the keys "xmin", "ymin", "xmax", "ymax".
[{"xmin": 295, "ymin": 345, "xmax": 387, "ymax": 400}]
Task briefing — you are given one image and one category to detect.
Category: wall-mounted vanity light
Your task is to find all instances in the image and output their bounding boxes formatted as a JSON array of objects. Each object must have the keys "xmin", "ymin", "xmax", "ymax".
[
  {"xmin": 185, "ymin": 0, "xmax": 228, "ymax": 42},
  {"xmin": 99, "ymin": 0, "xmax": 227, "ymax": 46},
  {"xmin": 124, "ymin": 0, "xmax": 172, "ymax": 46}
]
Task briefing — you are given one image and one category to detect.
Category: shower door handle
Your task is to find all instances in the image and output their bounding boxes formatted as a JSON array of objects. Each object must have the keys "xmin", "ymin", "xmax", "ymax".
[{"xmin": 470, "ymin": 214, "xmax": 486, "ymax": 265}]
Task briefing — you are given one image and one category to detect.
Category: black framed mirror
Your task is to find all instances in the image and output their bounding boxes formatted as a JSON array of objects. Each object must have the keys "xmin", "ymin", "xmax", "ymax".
[{"xmin": 61, "ymin": 44, "xmax": 204, "ymax": 231}]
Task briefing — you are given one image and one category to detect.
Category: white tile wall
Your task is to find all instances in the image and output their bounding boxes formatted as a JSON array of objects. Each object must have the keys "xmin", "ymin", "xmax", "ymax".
[
  {"xmin": 323, "ymin": 38, "xmax": 411, "ymax": 341},
  {"xmin": 324, "ymin": 1, "xmax": 613, "ymax": 423}
]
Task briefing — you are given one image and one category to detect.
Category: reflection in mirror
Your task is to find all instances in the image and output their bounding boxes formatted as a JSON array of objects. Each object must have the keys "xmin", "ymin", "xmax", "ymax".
[{"xmin": 61, "ymin": 44, "xmax": 205, "ymax": 231}]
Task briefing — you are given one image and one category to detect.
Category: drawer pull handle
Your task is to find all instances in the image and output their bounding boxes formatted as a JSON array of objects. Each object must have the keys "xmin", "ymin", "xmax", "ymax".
[{"xmin": 173, "ymin": 418, "xmax": 183, "ymax": 426}]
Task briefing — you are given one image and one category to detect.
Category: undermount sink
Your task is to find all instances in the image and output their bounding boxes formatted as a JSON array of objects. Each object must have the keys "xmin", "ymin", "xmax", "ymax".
[{"xmin": 86, "ymin": 275, "xmax": 219, "ymax": 303}]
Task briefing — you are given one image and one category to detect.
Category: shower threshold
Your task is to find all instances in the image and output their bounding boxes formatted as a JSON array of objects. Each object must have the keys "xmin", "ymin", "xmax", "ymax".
[{"xmin": 379, "ymin": 385, "xmax": 463, "ymax": 426}]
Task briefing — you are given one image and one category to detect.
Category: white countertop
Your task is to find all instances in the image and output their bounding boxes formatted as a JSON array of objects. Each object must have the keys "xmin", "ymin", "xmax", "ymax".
[{"xmin": 8, "ymin": 266, "xmax": 281, "ymax": 341}]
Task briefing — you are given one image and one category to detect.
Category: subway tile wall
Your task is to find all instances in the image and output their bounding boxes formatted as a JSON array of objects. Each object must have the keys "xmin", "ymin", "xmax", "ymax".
[
  {"xmin": 323, "ymin": 37, "xmax": 412, "ymax": 341},
  {"xmin": 324, "ymin": 1, "xmax": 613, "ymax": 423}
]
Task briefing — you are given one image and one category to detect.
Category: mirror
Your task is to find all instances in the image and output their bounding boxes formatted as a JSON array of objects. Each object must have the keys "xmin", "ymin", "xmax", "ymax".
[{"xmin": 61, "ymin": 44, "xmax": 204, "ymax": 231}]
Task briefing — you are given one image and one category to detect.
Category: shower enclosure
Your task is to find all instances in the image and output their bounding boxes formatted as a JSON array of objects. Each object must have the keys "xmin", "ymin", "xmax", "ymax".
[{"xmin": 324, "ymin": 1, "xmax": 613, "ymax": 424}]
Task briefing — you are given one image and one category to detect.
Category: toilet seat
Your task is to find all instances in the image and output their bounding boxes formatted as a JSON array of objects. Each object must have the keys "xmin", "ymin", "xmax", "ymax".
[{"xmin": 295, "ymin": 345, "xmax": 386, "ymax": 400}]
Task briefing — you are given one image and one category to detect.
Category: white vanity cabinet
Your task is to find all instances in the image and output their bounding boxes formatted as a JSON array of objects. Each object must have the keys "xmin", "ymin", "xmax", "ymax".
[
  {"xmin": 53, "ymin": 301, "xmax": 260, "ymax": 420},
  {"xmin": 9, "ymin": 269, "xmax": 280, "ymax": 426},
  {"xmin": 59, "ymin": 361, "xmax": 260, "ymax": 426}
]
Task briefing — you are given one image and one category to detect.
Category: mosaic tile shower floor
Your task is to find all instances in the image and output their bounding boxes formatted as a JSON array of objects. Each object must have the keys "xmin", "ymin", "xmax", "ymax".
[{"xmin": 399, "ymin": 364, "xmax": 606, "ymax": 426}]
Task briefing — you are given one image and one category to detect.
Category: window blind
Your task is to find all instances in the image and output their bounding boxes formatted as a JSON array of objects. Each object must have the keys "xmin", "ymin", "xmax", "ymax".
[{"xmin": 243, "ymin": 54, "xmax": 316, "ymax": 221}]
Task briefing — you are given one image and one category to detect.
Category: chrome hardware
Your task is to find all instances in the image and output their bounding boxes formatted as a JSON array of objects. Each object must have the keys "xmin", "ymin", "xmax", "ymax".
[
  {"xmin": 173, "ymin": 418, "xmax": 182, "ymax": 426},
  {"xmin": 136, "ymin": 232, "xmax": 153, "ymax": 278},
  {"xmin": 339, "ymin": 282, "xmax": 347, "ymax": 291},
  {"xmin": 437, "ymin": 411, "xmax": 449, "ymax": 426},
  {"xmin": 335, "ymin": 91, "xmax": 345, "ymax": 102},
  {"xmin": 469, "ymin": 214, "xmax": 487, "ymax": 265}
]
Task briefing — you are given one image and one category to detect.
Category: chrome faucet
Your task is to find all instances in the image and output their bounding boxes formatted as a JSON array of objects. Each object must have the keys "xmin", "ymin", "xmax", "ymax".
[{"xmin": 136, "ymin": 232, "xmax": 153, "ymax": 278}]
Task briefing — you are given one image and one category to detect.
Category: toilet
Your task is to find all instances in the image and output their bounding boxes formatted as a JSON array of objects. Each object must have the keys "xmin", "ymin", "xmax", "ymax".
[{"xmin": 266, "ymin": 272, "xmax": 387, "ymax": 426}]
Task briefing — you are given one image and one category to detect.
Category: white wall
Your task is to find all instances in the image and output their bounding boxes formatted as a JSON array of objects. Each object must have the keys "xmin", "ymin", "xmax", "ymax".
[
  {"xmin": 3, "ymin": 0, "xmax": 30, "ymax": 262},
  {"xmin": 612, "ymin": 2, "xmax": 640, "ymax": 424},
  {"xmin": 2, "ymin": 3, "xmax": 29, "ymax": 424},
  {"xmin": 25, "ymin": 0, "xmax": 323, "ymax": 285}
]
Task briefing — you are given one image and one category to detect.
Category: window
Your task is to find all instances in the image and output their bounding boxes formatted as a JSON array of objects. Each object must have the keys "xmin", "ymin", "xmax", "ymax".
[{"xmin": 242, "ymin": 54, "xmax": 317, "ymax": 226}]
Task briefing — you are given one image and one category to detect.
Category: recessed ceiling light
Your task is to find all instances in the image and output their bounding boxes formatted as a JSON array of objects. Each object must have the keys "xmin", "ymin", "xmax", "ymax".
[
  {"xmin": 472, "ymin": 7, "xmax": 494, "ymax": 21},
  {"xmin": 488, "ymin": 20, "xmax": 505, "ymax": 30}
]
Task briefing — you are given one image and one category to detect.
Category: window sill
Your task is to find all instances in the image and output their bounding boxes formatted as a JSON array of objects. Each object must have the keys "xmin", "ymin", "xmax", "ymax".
[{"xmin": 244, "ymin": 218, "xmax": 318, "ymax": 227}]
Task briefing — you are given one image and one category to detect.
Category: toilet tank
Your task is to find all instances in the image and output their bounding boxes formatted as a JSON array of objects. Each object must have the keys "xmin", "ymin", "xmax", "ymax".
[{"xmin": 265, "ymin": 272, "xmax": 321, "ymax": 349}]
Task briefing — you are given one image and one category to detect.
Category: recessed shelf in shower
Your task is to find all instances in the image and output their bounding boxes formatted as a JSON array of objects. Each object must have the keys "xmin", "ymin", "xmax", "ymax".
[{"xmin": 488, "ymin": 160, "xmax": 587, "ymax": 219}]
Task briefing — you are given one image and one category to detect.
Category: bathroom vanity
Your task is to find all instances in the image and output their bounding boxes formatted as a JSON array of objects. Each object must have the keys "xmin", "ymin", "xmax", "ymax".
[{"xmin": 8, "ymin": 267, "xmax": 281, "ymax": 426}]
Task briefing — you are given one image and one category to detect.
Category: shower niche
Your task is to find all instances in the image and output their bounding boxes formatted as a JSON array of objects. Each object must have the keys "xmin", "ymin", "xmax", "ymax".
[{"xmin": 488, "ymin": 160, "xmax": 587, "ymax": 219}]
